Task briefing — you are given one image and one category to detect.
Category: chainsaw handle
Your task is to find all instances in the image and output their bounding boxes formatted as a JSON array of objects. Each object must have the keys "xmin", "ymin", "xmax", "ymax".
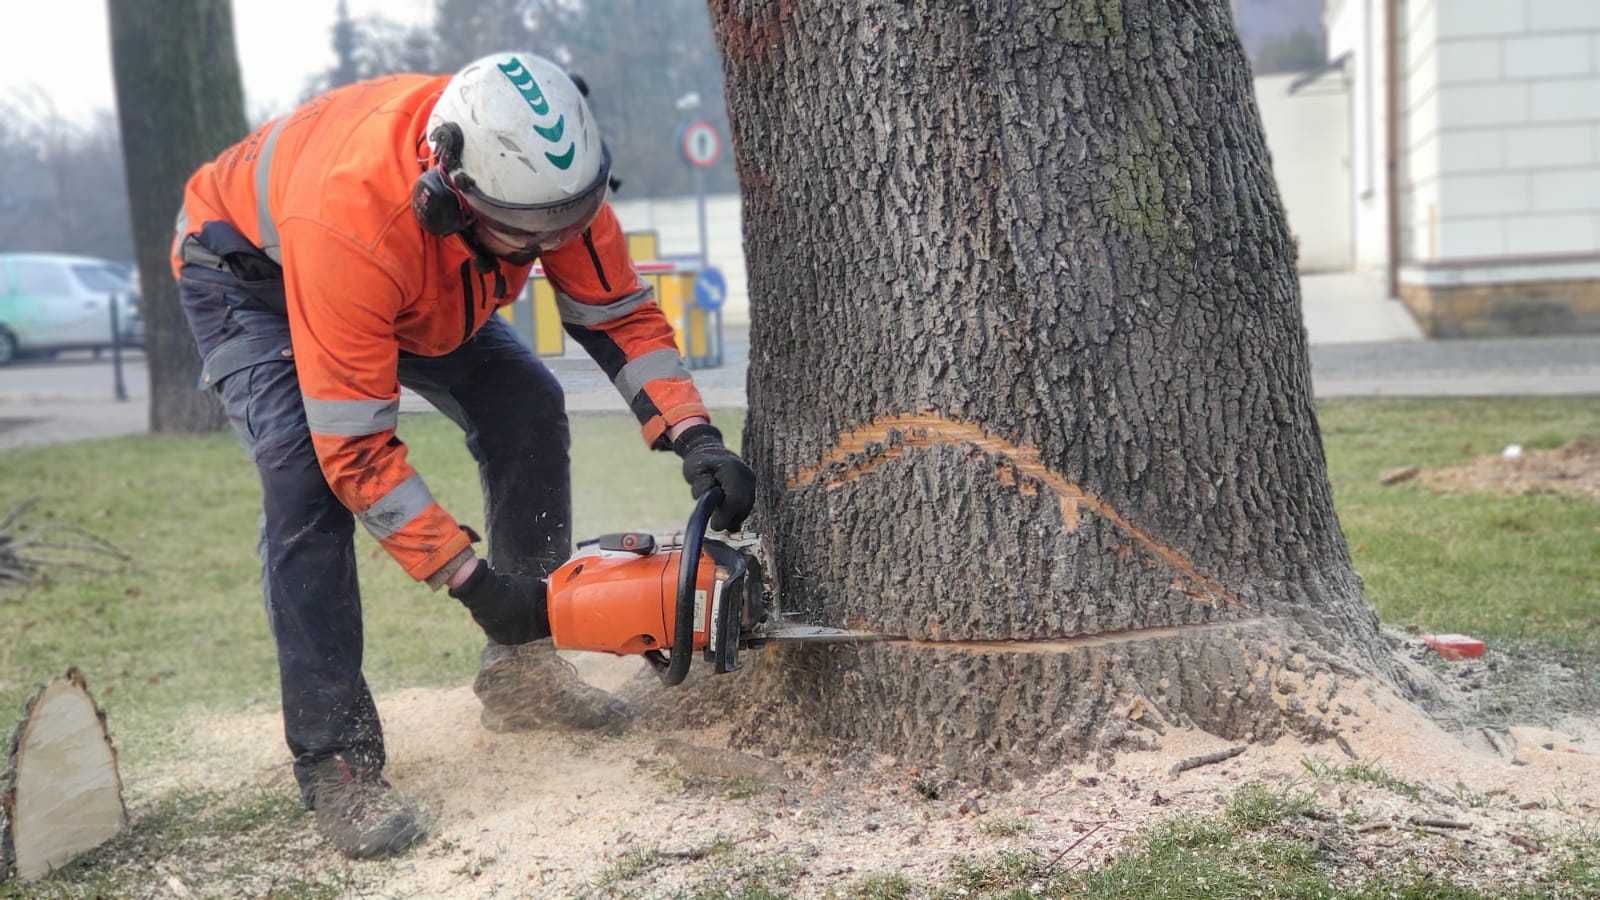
[{"xmin": 660, "ymin": 486, "xmax": 724, "ymax": 685}]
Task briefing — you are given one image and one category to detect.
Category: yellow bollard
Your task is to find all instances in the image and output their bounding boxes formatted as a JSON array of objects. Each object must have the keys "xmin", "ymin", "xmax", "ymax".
[
  {"xmin": 530, "ymin": 278, "xmax": 564, "ymax": 356},
  {"xmin": 656, "ymin": 273, "xmax": 688, "ymax": 355}
]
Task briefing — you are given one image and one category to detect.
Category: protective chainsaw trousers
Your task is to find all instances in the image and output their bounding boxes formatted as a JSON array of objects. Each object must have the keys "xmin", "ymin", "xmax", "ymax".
[{"xmin": 177, "ymin": 229, "xmax": 572, "ymax": 803}]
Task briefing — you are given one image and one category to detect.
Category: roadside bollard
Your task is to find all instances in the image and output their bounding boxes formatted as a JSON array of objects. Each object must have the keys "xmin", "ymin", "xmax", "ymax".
[{"xmin": 109, "ymin": 293, "xmax": 128, "ymax": 403}]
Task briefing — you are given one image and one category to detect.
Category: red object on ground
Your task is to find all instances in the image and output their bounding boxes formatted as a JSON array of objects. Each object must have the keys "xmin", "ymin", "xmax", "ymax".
[{"xmin": 1422, "ymin": 634, "xmax": 1487, "ymax": 660}]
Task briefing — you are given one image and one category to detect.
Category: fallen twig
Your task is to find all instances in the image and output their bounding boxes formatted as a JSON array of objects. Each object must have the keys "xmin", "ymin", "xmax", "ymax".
[
  {"xmin": 659, "ymin": 829, "xmax": 772, "ymax": 862},
  {"xmin": 0, "ymin": 498, "xmax": 38, "ymax": 534},
  {"xmin": 1408, "ymin": 816, "xmax": 1471, "ymax": 831},
  {"xmin": 0, "ymin": 499, "xmax": 132, "ymax": 585},
  {"xmin": 1169, "ymin": 745, "xmax": 1245, "ymax": 777},
  {"xmin": 1041, "ymin": 823, "xmax": 1103, "ymax": 874},
  {"xmin": 1356, "ymin": 823, "xmax": 1392, "ymax": 834}
]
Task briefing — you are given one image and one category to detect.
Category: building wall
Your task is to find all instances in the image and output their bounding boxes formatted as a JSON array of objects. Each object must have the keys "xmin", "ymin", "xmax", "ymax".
[
  {"xmin": 1331, "ymin": 0, "xmax": 1600, "ymax": 335},
  {"xmin": 1326, "ymin": 0, "xmax": 1394, "ymax": 271},
  {"xmin": 1410, "ymin": 0, "xmax": 1600, "ymax": 263},
  {"xmin": 1253, "ymin": 71, "xmax": 1353, "ymax": 272},
  {"xmin": 1396, "ymin": 0, "xmax": 1440, "ymax": 264}
]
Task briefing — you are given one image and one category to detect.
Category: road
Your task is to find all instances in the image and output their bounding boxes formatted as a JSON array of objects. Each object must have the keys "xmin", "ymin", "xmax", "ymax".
[{"xmin": 2, "ymin": 332, "xmax": 1597, "ymax": 451}]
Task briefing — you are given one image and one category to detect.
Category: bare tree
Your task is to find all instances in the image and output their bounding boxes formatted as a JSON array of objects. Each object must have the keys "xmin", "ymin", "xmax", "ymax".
[
  {"xmin": 712, "ymin": 0, "xmax": 1399, "ymax": 775},
  {"xmin": 107, "ymin": 0, "xmax": 248, "ymax": 432},
  {"xmin": 303, "ymin": 5, "xmax": 437, "ymax": 100},
  {"xmin": 0, "ymin": 94, "xmax": 132, "ymax": 261}
]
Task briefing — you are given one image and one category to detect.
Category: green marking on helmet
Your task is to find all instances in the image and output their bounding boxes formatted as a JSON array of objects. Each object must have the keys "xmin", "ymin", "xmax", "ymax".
[
  {"xmin": 496, "ymin": 57, "xmax": 577, "ymax": 168},
  {"xmin": 497, "ymin": 57, "xmax": 550, "ymax": 116},
  {"xmin": 544, "ymin": 144, "xmax": 576, "ymax": 170},
  {"xmin": 533, "ymin": 115, "xmax": 565, "ymax": 144}
]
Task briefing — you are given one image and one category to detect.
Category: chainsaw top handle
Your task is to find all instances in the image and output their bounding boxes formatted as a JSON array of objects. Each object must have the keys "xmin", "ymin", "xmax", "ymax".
[{"xmin": 659, "ymin": 486, "xmax": 724, "ymax": 685}]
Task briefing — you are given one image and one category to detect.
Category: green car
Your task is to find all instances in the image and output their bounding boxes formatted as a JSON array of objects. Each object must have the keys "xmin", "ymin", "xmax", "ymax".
[{"xmin": 0, "ymin": 253, "xmax": 144, "ymax": 365}]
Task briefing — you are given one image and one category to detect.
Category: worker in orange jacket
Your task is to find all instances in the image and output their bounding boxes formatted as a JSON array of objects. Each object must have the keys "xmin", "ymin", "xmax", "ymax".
[{"xmin": 172, "ymin": 52, "xmax": 755, "ymax": 858}]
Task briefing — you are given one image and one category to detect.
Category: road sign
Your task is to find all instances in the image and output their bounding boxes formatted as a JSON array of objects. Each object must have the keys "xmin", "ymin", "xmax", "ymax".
[
  {"xmin": 693, "ymin": 266, "xmax": 727, "ymax": 311},
  {"xmin": 681, "ymin": 120, "xmax": 722, "ymax": 169}
]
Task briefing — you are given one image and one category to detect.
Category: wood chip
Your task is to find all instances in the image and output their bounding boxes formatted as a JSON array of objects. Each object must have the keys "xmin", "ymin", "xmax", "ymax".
[
  {"xmin": 1379, "ymin": 465, "xmax": 1421, "ymax": 486},
  {"xmin": 1507, "ymin": 834, "xmax": 1544, "ymax": 854}
]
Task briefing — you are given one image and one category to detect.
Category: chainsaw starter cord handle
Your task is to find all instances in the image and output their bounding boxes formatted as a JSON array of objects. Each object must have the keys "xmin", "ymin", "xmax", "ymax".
[{"xmin": 662, "ymin": 486, "xmax": 724, "ymax": 685}]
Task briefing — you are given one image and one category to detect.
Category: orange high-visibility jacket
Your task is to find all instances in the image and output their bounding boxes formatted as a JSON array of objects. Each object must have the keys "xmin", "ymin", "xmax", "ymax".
[{"xmin": 173, "ymin": 75, "xmax": 708, "ymax": 583}]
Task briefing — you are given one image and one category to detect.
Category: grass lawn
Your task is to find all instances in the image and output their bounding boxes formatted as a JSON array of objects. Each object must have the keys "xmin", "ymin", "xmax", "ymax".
[
  {"xmin": 1, "ymin": 396, "xmax": 1597, "ymax": 897},
  {"xmin": 1318, "ymin": 397, "xmax": 1600, "ymax": 648}
]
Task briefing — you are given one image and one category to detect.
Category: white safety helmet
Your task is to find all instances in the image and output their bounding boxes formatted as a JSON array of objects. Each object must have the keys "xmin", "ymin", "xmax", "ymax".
[{"xmin": 419, "ymin": 52, "xmax": 611, "ymax": 253}]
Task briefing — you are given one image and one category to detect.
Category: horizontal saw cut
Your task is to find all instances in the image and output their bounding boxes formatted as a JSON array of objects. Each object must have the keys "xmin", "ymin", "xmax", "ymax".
[{"xmin": 1, "ymin": 668, "xmax": 128, "ymax": 882}]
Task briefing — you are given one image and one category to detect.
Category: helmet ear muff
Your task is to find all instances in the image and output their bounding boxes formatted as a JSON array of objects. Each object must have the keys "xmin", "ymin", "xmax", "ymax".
[{"xmin": 411, "ymin": 122, "xmax": 471, "ymax": 236}]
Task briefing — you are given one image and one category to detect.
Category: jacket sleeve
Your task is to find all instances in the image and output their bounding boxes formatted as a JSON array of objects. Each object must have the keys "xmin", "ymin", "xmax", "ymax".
[
  {"xmin": 540, "ymin": 204, "xmax": 709, "ymax": 449},
  {"xmin": 279, "ymin": 219, "xmax": 471, "ymax": 584}
]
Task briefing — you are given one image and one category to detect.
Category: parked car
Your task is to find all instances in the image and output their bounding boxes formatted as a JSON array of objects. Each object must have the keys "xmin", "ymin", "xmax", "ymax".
[{"xmin": 0, "ymin": 253, "xmax": 144, "ymax": 365}]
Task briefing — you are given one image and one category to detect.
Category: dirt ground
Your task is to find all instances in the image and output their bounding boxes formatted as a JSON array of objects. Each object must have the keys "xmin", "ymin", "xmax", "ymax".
[
  {"xmin": 131, "ymin": 646, "xmax": 1600, "ymax": 899},
  {"xmin": 1419, "ymin": 436, "xmax": 1600, "ymax": 504}
]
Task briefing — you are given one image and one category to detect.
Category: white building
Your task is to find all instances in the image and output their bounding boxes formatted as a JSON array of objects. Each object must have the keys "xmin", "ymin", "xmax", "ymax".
[{"xmin": 1327, "ymin": 0, "xmax": 1600, "ymax": 335}]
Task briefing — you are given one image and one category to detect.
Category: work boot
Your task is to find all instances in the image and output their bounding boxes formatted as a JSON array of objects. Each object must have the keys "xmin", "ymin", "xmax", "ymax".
[
  {"xmin": 474, "ymin": 638, "xmax": 634, "ymax": 734},
  {"xmin": 305, "ymin": 755, "xmax": 426, "ymax": 859}
]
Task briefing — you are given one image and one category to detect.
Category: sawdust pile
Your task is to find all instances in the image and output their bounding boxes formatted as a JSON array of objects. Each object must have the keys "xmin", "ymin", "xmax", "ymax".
[
  {"xmin": 145, "ymin": 651, "xmax": 1600, "ymax": 898},
  {"xmin": 1420, "ymin": 436, "xmax": 1600, "ymax": 503}
]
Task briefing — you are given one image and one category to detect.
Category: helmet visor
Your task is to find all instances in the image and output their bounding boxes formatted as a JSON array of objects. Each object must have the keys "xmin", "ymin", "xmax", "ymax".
[{"xmin": 461, "ymin": 145, "xmax": 612, "ymax": 252}]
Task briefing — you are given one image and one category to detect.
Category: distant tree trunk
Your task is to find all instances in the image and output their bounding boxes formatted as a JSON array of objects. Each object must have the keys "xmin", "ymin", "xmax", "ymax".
[
  {"xmin": 330, "ymin": 0, "xmax": 360, "ymax": 88},
  {"xmin": 711, "ymin": 0, "xmax": 1400, "ymax": 776},
  {"xmin": 108, "ymin": 0, "xmax": 248, "ymax": 433}
]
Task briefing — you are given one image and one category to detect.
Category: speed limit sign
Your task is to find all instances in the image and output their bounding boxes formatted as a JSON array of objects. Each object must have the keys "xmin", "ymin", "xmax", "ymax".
[{"xmin": 681, "ymin": 120, "xmax": 722, "ymax": 169}]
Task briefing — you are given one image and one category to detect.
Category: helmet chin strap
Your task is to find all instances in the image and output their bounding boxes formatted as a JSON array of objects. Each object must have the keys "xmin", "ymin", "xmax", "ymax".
[{"xmin": 458, "ymin": 229, "xmax": 510, "ymax": 298}]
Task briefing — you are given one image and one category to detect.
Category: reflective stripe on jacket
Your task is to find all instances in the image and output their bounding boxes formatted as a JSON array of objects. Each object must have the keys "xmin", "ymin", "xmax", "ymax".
[{"xmin": 172, "ymin": 74, "xmax": 708, "ymax": 582}]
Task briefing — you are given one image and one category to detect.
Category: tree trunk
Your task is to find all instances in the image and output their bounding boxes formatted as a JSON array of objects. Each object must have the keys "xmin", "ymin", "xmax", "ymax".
[
  {"xmin": 710, "ymin": 0, "xmax": 1400, "ymax": 776},
  {"xmin": 108, "ymin": 0, "xmax": 248, "ymax": 433},
  {"xmin": 0, "ymin": 670, "xmax": 127, "ymax": 883}
]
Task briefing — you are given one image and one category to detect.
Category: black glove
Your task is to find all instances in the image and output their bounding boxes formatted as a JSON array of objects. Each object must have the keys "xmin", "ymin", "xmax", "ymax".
[
  {"xmin": 673, "ymin": 424, "xmax": 756, "ymax": 532},
  {"xmin": 448, "ymin": 560, "xmax": 550, "ymax": 646}
]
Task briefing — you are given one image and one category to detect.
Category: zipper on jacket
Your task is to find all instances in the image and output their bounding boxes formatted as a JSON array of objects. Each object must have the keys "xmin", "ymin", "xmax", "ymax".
[{"xmin": 458, "ymin": 260, "xmax": 475, "ymax": 343}]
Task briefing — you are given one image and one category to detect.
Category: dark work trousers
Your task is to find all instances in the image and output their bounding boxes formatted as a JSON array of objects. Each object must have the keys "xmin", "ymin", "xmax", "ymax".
[{"xmin": 176, "ymin": 232, "xmax": 571, "ymax": 803}]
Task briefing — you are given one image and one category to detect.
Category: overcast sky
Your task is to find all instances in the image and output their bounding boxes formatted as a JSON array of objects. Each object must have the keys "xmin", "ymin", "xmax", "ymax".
[{"xmin": 0, "ymin": 0, "xmax": 434, "ymax": 124}]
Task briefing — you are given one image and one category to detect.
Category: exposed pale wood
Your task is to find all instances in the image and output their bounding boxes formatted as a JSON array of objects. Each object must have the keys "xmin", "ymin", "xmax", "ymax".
[{"xmin": 1, "ymin": 669, "xmax": 128, "ymax": 882}]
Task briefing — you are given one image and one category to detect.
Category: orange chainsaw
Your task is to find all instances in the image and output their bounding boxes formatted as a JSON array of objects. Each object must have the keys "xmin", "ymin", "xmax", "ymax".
[{"xmin": 545, "ymin": 488, "xmax": 880, "ymax": 685}]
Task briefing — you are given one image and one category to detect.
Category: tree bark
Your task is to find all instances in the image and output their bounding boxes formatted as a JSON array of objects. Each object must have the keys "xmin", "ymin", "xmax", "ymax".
[
  {"xmin": 709, "ymin": 0, "xmax": 1399, "ymax": 775},
  {"xmin": 108, "ymin": 0, "xmax": 248, "ymax": 433}
]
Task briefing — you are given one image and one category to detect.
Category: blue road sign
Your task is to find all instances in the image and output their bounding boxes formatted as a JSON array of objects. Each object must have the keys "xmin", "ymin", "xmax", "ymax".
[{"xmin": 693, "ymin": 266, "xmax": 727, "ymax": 311}]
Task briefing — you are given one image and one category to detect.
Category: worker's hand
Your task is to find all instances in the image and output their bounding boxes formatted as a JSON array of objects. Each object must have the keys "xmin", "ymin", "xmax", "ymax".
[
  {"xmin": 673, "ymin": 424, "xmax": 756, "ymax": 532},
  {"xmin": 448, "ymin": 561, "xmax": 551, "ymax": 646}
]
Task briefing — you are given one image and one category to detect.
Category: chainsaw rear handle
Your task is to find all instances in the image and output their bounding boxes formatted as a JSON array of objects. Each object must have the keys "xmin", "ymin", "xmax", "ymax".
[{"xmin": 651, "ymin": 486, "xmax": 724, "ymax": 686}]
